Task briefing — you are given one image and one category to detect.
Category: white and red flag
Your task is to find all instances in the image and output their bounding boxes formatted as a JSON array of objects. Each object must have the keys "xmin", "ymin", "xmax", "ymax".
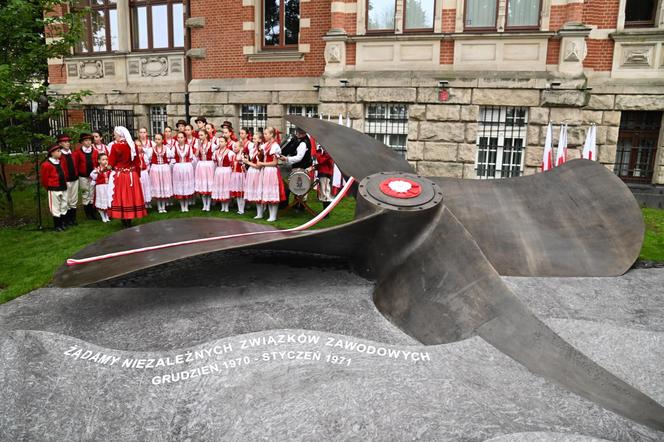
[
  {"xmin": 582, "ymin": 124, "xmax": 597, "ymax": 161},
  {"xmin": 555, "ymin": 124, "xmax": 568, "ymax": 167},
  {"xmin": 541, "ymin": 123, "xmax": 553, "ymax": 172}
]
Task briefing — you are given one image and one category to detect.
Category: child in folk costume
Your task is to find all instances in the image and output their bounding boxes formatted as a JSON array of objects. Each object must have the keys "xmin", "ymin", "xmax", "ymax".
[
  {"xmin": 205, "ymin": 123, "xmax": 217, "ymax": 144},
  {"xmin": 73, "ymin": 133, "xmax": 99, "ymax": 220},
  {"xmin": 195, "ymin": 129, "xmax": 216, "ymax": 211},
  {"xmin": 257, "ymin": 127, "xmax": 286, "ymax": 222},
  {"xmin": 194, "ymin": 116, "xmax": 207, "ymax": 139},
  {"xmin": 137, "ymin": 127, "xmax": 154, "ymax": 208},
  {"xmin": 243, "ymin": 130, "xmax": 264, "ymax": 217},
  {"xmin": 311, "ymin": 144, "xmax": 335, "ymax": 214},
  {"xmin": 40, "ymin": 145, "xmax": 68, "ymax": 231},
  {"xmin": 93, "ymin": 131, "xmax": 109, "ymax": 156},
  {"xmin": 212, "ymin": 137, "xmax": 234, "ymax": 211},
  {"xmin": 163, "ymin": 126, "xmax": 175, "ymax": 149},
  {"xmin": 108, "ymin": 126, "xmax": 147, "ymax": 228},
  {"xmin": 230, "ymin": 127, "xmax": 251, "ymax": 214},
  {"xmin": 150, "ymin": 133, "xmax": 173, "ymax": 213},
  {"xmin": 172, "ymin": 131, "xmax": 196, "ymax": 212},
  {"xmin": 90, "ymin": 153, "xmax": 113, "ymax": 222},
  {"xmin": 57, "ymin": 134, "xmax": 79, "ymax": 227}
]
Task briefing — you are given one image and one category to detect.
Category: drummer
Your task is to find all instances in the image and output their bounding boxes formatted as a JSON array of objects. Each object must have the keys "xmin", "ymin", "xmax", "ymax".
[{"xmin": 279, "ymin": 127, "xmax": 313, "ymax": 210}]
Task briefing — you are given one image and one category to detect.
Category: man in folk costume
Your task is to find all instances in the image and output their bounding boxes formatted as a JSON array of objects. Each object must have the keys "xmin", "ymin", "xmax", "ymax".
[
  {"xmin": 73, "ymin": 133, "xmax": 99, "ymax": 220},
  {"xmin": 40, "ymin": 145, "xmax": 68, "ymax": 231},
  {"xmin": 56, "ymin": 134, "xmax": 79, "ymax": 227},
  {"xmin": 107, "ymin": 126, "xmax": 147, "ymax": 228},
  {"xmin": 279, "ymin": 127, "xmax": 313, "ymax": 210},
  {"xmin": 194, "ymin": 116, "xmax": 207, "ymax": 139}
]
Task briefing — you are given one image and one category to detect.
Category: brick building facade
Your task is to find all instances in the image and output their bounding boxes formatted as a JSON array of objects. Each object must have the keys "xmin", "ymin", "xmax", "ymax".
[{"xmin": 48, "ymin": 0, "xmax": 664, "ymax": 185}]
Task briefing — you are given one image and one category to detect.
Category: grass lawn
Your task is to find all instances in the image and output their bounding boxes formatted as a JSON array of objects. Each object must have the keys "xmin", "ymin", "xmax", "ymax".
[
  {"xmin": 1, "ymin": 184, "xmax": 663, "ymax": 305},
  {"xmin": 0, "ymin": 185, "xmax": 356, "ymax": 304}
]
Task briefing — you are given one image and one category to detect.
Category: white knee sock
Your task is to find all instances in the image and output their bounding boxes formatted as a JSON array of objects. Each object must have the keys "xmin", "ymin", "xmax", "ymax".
[
  {"xmin": 267, "ymin": 204, "xmax": 278, "ymax": 221},
  {"xmin": 255, "ymin": 204, "xmax": 264, "ymax": 219},
  {"xmin": 237, "ymin": 198, "xmax": 245, "ymax": 214},
  {"xmin": 179, "ymin": 200, "xmax": 186, "ymax": 212}
]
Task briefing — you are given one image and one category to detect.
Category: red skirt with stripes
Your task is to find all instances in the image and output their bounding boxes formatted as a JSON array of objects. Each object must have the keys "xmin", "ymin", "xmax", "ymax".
[{"xmin": 109, "ymin": 170, "xmax": 147, "ymax": 219}]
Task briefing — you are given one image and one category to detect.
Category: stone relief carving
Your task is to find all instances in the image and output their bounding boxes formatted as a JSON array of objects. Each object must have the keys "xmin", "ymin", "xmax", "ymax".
[
  {"xmin": 103, "ymin": 61, "xmax": 115, "ymax": 76},
  {"xmin": 128, "ymin": 60, "xmax": 140, "ymax": 76},
  {"xmin": 67, "ymin": 64, "xmax": 78, "ymax": 77},
  {"xmin": 141, "ymin": 57, "xmax": 169, "ymax": 77},
  {"xmin": 78, "ymin": 60, "xmax": 103, "ymax": 79},
  {"xmin": 170, "ymin": 57, "xmax": 183, "ymax": 74},
  {"xmin": 621, "ymin": 45, "xmax": 653, "ymax": 67},
  {"xmin": 563, "ymin": 40, "xmax": 587, "ymax": 63},
  {"xmin": 325, "ymin": 44, "xmax": 342, "ymax": 64}
]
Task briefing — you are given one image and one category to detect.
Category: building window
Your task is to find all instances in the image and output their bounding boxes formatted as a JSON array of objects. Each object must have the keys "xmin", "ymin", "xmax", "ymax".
[
  {"xmin": 365, "ymin": 103, "xmax": 409, "ymax": 158},
  {"xmin": 240, "ymin": 105, "xmax": 268, "ymax": 135},
  {"xmin": 465, "ymin": 0, "xmax": 497, "ymax": 30},
  {"xmin": 475, "ymin": 106, "xmax": 527, "ymax": 179},
  {"xmin": 404, "ymin": 0, "xmax": 435, "ymax": 30},
  {"xmin": 131, "ymin": 0, "xmax": 184, "ymax": 50},
  {"xmin": 75, "ymin": 0, "xmax": 119, "ymax": 54},
  {"xmin": 286, "ymin": 105, "xmax": 319, "ymax": 136},
  {"xmin": 506, "ymin": 0, "xmax": 540, "ymax": 29},
  {"xmin": 150, "ymin": 105, "xmax": 168, "ymax": 137},
  {"xmin": 263, "ymin": 0, "xmax": 300, "ymax": 48},
  {"xmin": 625, "ymin": 0, "xmax": 657, "ymax": 27},
  {"xmin": 367, "ymin": 0, "xmax": 396, "ymax": 31},
  {"xmin": 614, "ymin": 111, "xmax": 661, "ymax": 183}
]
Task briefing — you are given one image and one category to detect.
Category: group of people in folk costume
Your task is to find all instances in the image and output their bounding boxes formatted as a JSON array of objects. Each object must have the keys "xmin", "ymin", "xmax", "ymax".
[{"xmin": 40, "ymin": 117, "xmax": 336, "ymax": 231}]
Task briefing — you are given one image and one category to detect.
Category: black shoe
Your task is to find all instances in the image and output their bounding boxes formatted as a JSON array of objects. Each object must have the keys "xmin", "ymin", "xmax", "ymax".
[
  {"xmin": 121, "ymin": 219, "xmax": 132, "ymax": 229},
  {"xmin": 70, "ymin": 208, "xmax": 78, "ymax": 225},
  {"xmin": 62, "ymin": 210, "xmax": 71, "ymax": 227},
  {"xmin": 53, "ymin": 216, "xmax": 64, "ymax": 232}
]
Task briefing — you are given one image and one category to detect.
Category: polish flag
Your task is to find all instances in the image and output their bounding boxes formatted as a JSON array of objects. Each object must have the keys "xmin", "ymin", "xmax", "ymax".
[
  {"xmin": 555, "ymin": 124, "xmax": 568, "ymax": 167},
  {"xmin": 582, "ymin": 124, "xmax": 597, "ymax": 161},
  {"xmin": 541, "ymin": 123, "xmax": 553, "ymax": 172}
]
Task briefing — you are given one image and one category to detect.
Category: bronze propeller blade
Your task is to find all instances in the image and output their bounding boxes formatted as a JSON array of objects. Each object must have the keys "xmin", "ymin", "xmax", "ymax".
[{"xmin": 53, "ymin": 118, "xmax": 663, "ymax": 430}]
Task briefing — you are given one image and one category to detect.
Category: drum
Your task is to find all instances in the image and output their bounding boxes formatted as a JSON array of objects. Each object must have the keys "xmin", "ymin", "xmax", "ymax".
[{"xmin": 288, "ymin": 169, "xmax": 312, "ymax": 196}]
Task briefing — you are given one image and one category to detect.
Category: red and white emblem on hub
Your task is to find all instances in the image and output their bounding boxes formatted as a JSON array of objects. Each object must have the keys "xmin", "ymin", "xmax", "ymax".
[{"xmin": 379, "ymin": 178, "xmax": 422, "ymax": 199}]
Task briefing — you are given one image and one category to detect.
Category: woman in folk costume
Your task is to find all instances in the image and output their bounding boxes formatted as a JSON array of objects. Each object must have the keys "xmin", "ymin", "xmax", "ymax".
[
  {"xmin": 150, "ymin": 133, "xmax": 173, "ymax": 213},
  {"xmin": 195, "ymin": 129, "xmax": 216, "ymax": 212},
  {"xmin": 172, "ymin": 131, "xmax": 195, "ymax": 212},
  {"xmin": 211, "ymin": 137, "xmax": 234, "ymax": 212},
  {"xmin": 40, "ymin": 144, "xmax": 68, "ymax": 231},
  {"xmin": 184, "ymin": 124, "xmax": 198, "ymax": 206},
  {"xmin": 243, "ymin": 129, "xmax": 264, "ymax": 217},
  {"xmin": 90, "ymin": 153, "xmax": 113, "ymax": 222},
  {"xmin": 229, "ymin": 127, "xmax": 251, "ymax": 214},
  {"xmin": 107, "ymin": 126, "xmax": 146, "ymax": 227},
  {"xmin": 137, "ymin": 127, "xmax": 154, "ymax": 208},
  {"xmin": 134, "ymin": 139, "xmax": 152, "ymax": 210},
  {"xmin": 73, "ymin": 133, "xmax": 99, "ymax": 220},
  {"xmin": 205, "ymin": 123, "xmax": 217, "ymax": 144},
  {"xmin": 163, "ymin": 126, "xmax": 175, "ymax": 148},
  {"xmin": 92, "ymin": 131, "xmax": 109, "ymax": 156},
  {"xmin": 257, "ymin": 127, "xmax": 286, "ymax": 222}
]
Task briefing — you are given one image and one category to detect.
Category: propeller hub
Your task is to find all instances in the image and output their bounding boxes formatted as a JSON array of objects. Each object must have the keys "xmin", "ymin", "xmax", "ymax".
[{"xmin": 359, "ymin": 172, "xmax": 443, "ymax": 212}]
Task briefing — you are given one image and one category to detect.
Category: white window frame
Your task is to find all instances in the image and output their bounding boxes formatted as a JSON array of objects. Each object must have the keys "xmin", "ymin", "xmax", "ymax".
[
  {"xmin": 149, "ymin": 105, "xmax": 168, "ymax": 137},
  {"xmin": 365, "ymin": 103, "xmax": 409, "ymax": 158},
  {"xmin": 240, "ymin": 104, "xmax": 268, "ymax": 135},
  {"xmin": 286, "ymin": 104, "xmax": 319, "ymax": 135},
  {"xmin": 475, "ymin": 106, "xmax": 527, "ymax": 179}
]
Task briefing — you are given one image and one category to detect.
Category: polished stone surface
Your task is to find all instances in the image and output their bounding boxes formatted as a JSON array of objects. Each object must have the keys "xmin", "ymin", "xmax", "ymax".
[{"xmin": 1, "ymin": 255, "xmax": 663, "ymax": 441}]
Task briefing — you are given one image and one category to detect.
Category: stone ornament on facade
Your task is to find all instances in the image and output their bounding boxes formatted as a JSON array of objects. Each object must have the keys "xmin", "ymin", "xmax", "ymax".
[
  {"xmin": 170, "ymin": 57, "xmax": 183, "ymax": 74},
  {"xmin": 127, "ymin": 60, "xmax": 140, "ymax": 76},
  {"xmin": 325, "ymin": 43, "xmax": 342, "ymax": 64},
  {"xmin": 140, "ymin": 57, "xmax": 169, "ymax": 77},
  {"xmin": 563, "ymin": 40, "xmax": 587, "ymax": 63},
  {"xmin": 78, "ymin": 60, "xmax": 103, "ymax": 79},
  {"xmin": 621, "ymin": 45, "xmax": 654, "ymax": 68}
]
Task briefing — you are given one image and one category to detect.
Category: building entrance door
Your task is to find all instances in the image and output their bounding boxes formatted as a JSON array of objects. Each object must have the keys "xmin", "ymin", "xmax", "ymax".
[{"xmin": 614, "ymin": 111, "xmax": 662, "ymax": 183}]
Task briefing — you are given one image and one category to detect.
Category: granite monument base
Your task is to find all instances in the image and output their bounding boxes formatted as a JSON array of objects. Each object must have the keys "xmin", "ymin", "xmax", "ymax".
[{"xmin": 1, "ymin": 252, "xmax": 663, "ymax": 441}]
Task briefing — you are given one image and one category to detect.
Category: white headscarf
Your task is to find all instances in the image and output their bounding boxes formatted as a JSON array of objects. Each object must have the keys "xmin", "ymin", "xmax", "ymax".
[{"xmin": 114, "ymin": 126, "xmax": 136, "ymax": 160}]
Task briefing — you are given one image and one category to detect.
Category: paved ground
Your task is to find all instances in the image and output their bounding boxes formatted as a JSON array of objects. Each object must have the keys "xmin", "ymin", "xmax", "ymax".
[{"xmin": 1, "ymin": 252, "xmax": 663, "ymax": 441}]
